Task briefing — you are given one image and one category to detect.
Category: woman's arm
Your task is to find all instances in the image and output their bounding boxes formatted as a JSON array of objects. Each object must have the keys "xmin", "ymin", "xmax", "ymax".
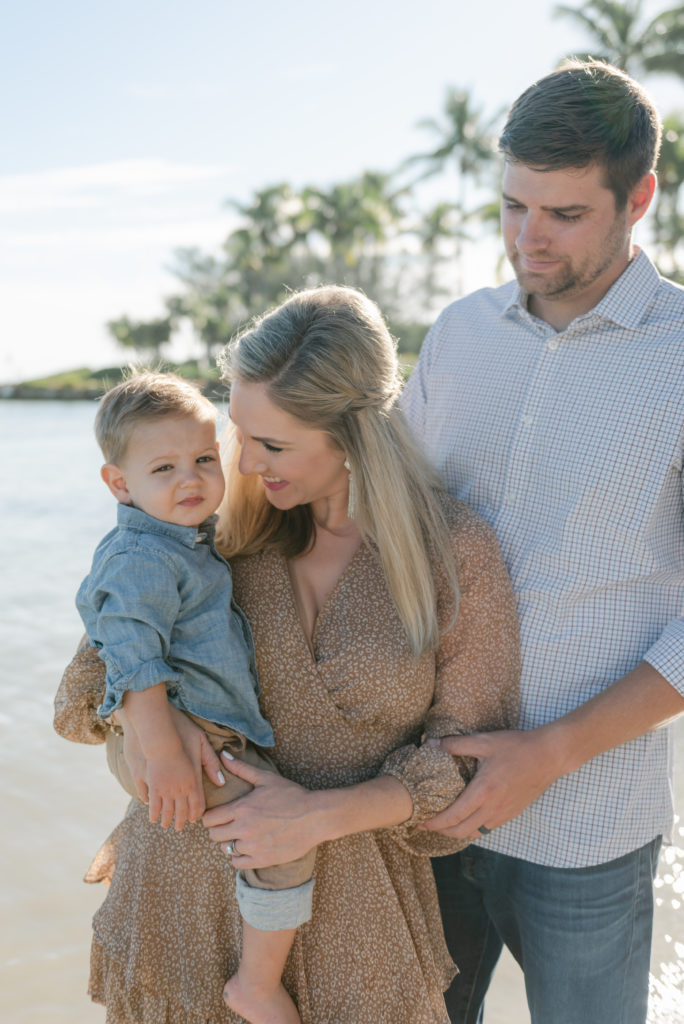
[
  {"xmin": 54, "ymin": 640, "xmax": 109, "ymax": 744},
  {"xmin": 203, "ymin": 757, "xmax": 413, "ymax": 867},
  {"xmin": 204, "ymin": 505, "xmax": 521, "ymax": 865}
]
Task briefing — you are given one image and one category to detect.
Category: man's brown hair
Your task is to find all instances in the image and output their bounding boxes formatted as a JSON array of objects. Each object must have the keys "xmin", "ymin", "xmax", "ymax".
[{"xmin": 499, "ymin": 59, "xmax": 662, "ymax": 209}]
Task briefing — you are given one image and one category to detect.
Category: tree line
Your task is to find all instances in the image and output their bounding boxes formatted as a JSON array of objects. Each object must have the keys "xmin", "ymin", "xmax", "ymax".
[{"xmin": 109, "ymin": 0, "xmax": 684, "ymax": 364}]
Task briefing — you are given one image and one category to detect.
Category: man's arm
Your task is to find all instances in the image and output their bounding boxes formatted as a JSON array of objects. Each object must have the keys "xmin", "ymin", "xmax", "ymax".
[{"xmin": 421, "ymin": 662, "xmax": 684, "ymax": 838}]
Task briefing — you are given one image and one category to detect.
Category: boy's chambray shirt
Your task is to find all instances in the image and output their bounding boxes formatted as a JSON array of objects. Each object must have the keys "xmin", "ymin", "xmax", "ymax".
[
  {"xmin": 76, "ymin": 504, "xmax": 274, "ymax": 748},
  {"xmin": 403, "ymin": 249, "xmax": 684, "ymax": 868}
]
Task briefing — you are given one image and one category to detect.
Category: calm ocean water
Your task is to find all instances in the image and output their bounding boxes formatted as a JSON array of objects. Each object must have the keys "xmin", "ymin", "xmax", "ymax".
[{"xmin": 0, "ymin": 400, "xmax": 681, "ymax": 1023}]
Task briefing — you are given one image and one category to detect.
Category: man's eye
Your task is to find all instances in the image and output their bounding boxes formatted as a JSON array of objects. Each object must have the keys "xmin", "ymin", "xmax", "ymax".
[{"xmin": 555, "ymin": 211, "xmax": 582, "ymax": 222}]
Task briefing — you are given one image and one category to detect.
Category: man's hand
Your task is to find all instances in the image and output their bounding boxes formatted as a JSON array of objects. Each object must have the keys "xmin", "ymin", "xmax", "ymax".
[{"xmin": 421, "ymin": 728, "xmax": 563, "ymax": 839}]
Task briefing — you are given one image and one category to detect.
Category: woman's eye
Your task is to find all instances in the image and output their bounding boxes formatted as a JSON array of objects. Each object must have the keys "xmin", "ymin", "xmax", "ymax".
[{"xmin": 263, "ymin": 442, "xmax": 283, "ymax": 453}]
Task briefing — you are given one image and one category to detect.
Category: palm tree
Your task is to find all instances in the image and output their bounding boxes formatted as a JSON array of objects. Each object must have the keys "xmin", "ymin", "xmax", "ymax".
[
  {"xmin": 404, "ymin": 87, "xmax": 501, "ymax": 295},
  {"xmin": 651, "ymin": 113, "xmax": 684, "ymax": 281},
  {"xmin": 554, "ymin": 0, "xmax": 684, "ymax": 79}
]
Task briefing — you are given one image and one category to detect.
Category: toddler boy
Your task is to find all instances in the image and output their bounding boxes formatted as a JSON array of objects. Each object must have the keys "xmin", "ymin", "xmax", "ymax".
[{"xmin": 77, "ymin": 370, "xmax": 314, "ymax": 1024}]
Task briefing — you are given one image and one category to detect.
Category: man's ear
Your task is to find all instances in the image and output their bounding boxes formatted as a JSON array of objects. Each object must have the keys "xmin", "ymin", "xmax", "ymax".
[
  {"xmin": 101, "ymin": 463, "xmax": 131, "ymax": 504},
  {"xmin": 627, "ymin": 172, "xmax": 656, "ymax": 227}
]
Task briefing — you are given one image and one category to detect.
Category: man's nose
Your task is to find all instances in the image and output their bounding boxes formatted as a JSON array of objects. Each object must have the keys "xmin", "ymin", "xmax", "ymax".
[{"xmin": 516, "ymin": 213, "xmax": 549, "ymax": 252}]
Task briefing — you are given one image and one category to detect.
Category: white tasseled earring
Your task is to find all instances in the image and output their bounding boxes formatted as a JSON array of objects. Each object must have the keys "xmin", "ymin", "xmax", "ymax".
[{"xmin": 344, "ymin": 458, "xmax": 357, "ymax": 520}]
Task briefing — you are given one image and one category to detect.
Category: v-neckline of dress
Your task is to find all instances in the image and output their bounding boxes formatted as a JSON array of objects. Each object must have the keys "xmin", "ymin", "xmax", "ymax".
[{"xmin": 281, "ymin": 542, "xmax": 368, "ymax": 662}]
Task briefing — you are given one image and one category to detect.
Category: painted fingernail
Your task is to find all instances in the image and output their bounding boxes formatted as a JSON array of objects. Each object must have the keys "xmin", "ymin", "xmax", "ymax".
[
  {"xmin": 221, "ymin": 751, "xmax": 234, "ymax": 761},
  {"xmin": 217, "ymin": 771, "xmax": 225, "ymax": 785}
]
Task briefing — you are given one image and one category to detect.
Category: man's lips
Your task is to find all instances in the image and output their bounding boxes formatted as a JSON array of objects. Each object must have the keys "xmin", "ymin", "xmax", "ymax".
[{"xmin": 516, "ymin": 254, "xmax": 562, "ymax": 272}]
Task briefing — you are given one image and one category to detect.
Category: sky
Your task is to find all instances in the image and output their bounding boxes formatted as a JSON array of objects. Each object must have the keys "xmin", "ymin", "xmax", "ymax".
[{"xmin": 2, "ymin": 0, "xmax": 682, "ymax": 383}]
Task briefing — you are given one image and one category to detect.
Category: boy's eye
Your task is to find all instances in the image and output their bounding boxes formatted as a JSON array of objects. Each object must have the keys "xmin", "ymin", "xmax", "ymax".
[
  {"xmin": 196, "ymin": 454, "xmax": 216, "ymax": 463},
  {"xmin": 263, "ymin": 442, "xmax": 283, "ymax": 453},
  {"xmin": 152, "ymin": 464, "xmax": 172, "ymax": 473}
]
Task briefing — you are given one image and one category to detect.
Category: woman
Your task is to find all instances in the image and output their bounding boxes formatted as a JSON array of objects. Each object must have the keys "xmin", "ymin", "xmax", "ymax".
[{"xmin": 55, "ymin": 285, "xmax": 520, "ymax": 1024}]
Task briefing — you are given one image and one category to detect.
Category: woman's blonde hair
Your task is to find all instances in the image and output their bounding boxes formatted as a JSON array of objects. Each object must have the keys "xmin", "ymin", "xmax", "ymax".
[{"xmin": 216, "ymin": 285, "xmax": 458, "ymax": 657}]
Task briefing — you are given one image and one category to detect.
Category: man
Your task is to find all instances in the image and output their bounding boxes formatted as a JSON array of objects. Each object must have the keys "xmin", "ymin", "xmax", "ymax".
[{"xmin": 403, "ymin": 60, "xmax": 684, "ymax": 1024}]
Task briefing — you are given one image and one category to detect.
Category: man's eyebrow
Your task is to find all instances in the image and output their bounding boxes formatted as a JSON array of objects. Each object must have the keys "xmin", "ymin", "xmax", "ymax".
[{"xmin": 502, "ymin": 191, "xmax": 591, "ymax": 213}]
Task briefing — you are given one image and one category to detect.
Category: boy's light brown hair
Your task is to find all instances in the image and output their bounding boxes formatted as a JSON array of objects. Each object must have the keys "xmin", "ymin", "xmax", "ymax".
[{"xmin": 94, "ymin": 370, "xmax": 217, "ymax": 465}]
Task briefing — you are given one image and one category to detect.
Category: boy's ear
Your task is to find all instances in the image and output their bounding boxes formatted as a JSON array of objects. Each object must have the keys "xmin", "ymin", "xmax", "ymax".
[{"xmin": 101, "ymin": 463, "xmax": 132, "ymax": 504}]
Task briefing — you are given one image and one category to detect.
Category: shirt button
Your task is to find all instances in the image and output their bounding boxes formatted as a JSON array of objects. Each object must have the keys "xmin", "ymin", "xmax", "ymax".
[{"xmin": 547, "ymin": 337, "xmax": 560, "ymax": 351}]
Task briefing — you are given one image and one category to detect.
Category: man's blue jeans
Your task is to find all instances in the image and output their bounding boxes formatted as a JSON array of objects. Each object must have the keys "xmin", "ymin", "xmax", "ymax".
[{"xmin": 433, "ymin": 837, "xmax": 662, "ymax": 1024}]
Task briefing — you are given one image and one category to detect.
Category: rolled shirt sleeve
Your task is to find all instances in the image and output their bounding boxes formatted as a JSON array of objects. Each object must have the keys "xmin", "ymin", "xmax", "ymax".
[{"xmin": 77, "ymin": 550, "xmax": 184, "ymax": 717}]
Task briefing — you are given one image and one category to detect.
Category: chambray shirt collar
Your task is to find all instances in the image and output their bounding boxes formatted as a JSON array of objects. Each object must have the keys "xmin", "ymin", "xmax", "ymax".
[
  {"xmin": 116, "ymin": 503, "xmax": 217, "ymax": 549},
  {"xmin": 501, "ymin": 247, "xmax": 661, "ymax": 333}
]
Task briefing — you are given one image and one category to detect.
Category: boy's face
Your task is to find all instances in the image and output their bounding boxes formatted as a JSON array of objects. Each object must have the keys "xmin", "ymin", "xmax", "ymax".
[{"xmin": 102, "ymin": 414, "xmax": 225, "ymax": 528}]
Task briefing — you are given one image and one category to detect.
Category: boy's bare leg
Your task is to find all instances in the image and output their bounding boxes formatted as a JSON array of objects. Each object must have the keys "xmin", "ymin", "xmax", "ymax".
[{"xmin": 223, "ymin": 923, "xmax": 300, "ymax": 1024}]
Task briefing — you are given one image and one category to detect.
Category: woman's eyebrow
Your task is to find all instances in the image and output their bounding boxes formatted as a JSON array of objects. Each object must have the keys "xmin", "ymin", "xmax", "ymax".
[{"xmin": 253, "ymin": 434, "xmax": 291, "ymax": 445}]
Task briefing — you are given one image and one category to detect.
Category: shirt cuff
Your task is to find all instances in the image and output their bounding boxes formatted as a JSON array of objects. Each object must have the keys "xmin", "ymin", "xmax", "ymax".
[
  {"xmin": 98, "ymin": 658, "xmax": 183, "ymax": 717},
  {"xmin": 642, "ymin": 619, "xmax": 684, "ymax": 697}
]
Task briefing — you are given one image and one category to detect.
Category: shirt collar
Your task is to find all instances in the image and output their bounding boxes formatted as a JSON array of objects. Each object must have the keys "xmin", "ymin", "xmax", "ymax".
[
  {"xmin": 501, "ymin": 248, "xmax": 661, "ymax": 332},
  {"xmin": 116, "ymin": 504, "xmax": 218, "ymax": 549}
]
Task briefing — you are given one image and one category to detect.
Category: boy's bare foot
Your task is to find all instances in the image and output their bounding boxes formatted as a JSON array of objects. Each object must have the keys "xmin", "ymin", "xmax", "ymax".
[{"xmin": 223, "ymin": 973, "xmax": 301, "ymax": 1024}]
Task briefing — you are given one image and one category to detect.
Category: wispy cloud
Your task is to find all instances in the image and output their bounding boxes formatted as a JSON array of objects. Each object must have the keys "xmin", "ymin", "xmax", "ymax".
[
  {"xmin": 0, "ymin": 160, "xmax": 231, "ymax": 214},
  {"xmin": 284, "ymin": 63, "xmax": 338, "ymax": 81}
]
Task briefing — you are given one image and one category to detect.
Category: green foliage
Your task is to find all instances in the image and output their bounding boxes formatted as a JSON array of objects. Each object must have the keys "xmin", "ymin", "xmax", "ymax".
[
  {"xmin": 96, "ymin": 8, "xmax": 684, "ymax": 371},
  {"xmin": 554, "ymin": 0, "xmax": 684, "ymax": 79}
]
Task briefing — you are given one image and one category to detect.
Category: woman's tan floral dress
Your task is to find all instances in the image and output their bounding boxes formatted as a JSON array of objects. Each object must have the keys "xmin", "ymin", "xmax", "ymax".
[{"xmin": 54, "ymin": 498, "xmax": 520, "ymax": 1024}]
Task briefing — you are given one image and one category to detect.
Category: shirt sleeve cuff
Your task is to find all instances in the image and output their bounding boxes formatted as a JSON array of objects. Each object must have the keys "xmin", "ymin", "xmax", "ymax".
[
  {"xmin": 98, "ymin": 658, "xmax": 183, "ymax": 717},
  {"xmin": 642, "ymin": 619, "xmax": 684, "ymax": 697}
]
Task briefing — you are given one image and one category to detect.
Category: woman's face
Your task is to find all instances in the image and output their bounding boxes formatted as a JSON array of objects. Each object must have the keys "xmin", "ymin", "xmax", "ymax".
[{"xmin": 229, "ymin": 379, "xmax": 349, "ymax": 512}]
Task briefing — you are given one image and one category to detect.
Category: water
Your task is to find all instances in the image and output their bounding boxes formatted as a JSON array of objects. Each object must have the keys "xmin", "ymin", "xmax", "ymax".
[{"xmin": 0, "ymin": 401, "xmax": 681, "ymax": 1023}]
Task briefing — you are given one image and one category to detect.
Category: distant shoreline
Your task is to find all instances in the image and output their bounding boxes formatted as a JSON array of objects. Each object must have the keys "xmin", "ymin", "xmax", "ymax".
[{"xmin": 0, "ymin": 363, "xmax": 225, "ymax": 403}]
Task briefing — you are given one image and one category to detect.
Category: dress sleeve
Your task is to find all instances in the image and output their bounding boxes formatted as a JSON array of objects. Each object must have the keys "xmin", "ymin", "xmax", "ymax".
[
  {"xmin": 53, "ymin": 637, "xmax": 109, "ymax": 745},
  {"xmin": 380, "ymin": 503, "xmax": 521, "ymax": 856}
]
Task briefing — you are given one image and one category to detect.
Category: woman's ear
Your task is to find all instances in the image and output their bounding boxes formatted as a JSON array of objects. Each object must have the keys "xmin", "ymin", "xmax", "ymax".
[{"xmin": 101, "ymin": 463, "xmax": 132, "ymax": 504}]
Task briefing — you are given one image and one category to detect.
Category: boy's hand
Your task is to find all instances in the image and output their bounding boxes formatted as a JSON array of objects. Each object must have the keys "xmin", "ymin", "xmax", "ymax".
[
  {"xmin": 146, "ymin": 748, "xmax": 205, "ymax": 830},
  {"xmin": 170, "ymin": 704, "xmax": 225, "ymax": 789},
  {"xmin": 121, "ymin": 721, "xmax": 149, "ymax": 804}
]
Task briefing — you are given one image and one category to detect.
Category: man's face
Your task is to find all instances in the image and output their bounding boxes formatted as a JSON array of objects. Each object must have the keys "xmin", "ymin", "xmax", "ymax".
[{"xmin": 501, "ymin": 161, "xmax": 632, "ymax": 326}]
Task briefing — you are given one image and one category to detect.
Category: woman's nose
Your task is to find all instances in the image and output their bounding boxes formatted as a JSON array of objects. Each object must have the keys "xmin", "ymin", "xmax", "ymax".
[{"xmin": 238, "ymin": 443, "xmax": 267, "ymax": 477}]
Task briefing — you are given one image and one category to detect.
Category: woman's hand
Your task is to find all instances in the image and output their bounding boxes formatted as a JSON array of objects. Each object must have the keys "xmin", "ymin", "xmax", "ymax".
[{"xmin": 203, "ymin": 755, "xmax": 319, "ymax": 868}]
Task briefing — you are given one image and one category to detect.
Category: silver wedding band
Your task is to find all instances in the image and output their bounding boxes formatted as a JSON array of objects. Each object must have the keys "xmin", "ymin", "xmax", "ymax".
[{"xmin": 225, "ymin": 839, "xmax": 239, "ymax": 856}]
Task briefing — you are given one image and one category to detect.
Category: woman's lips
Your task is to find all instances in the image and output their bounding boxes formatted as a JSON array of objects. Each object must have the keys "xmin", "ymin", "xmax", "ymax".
[{"xmin": 263, "ymin": 477, "xmax": 289, "ymax": 491}]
